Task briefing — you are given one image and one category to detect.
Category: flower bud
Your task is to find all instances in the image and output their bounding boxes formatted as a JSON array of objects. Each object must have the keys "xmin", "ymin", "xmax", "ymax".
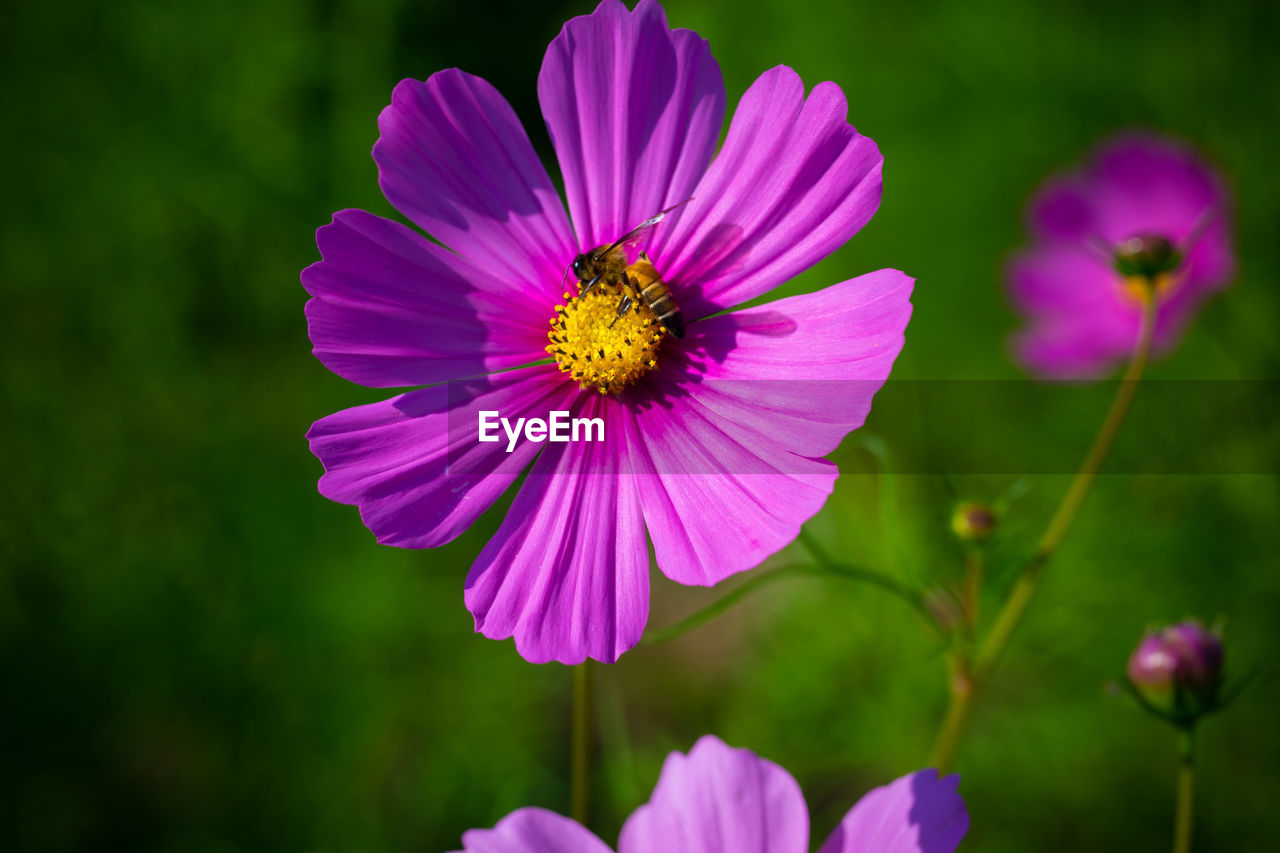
[
  {"xmin": 1126, "ymin": 621, "xmax": 1224, "ymax": 722},
  {"xmin": 1112, "ymin": 234, "xmax": 1182, "ymax": 279},
  {"xmin": 950, "ymin": 502, "xmax": 996, "ymax": 542}
]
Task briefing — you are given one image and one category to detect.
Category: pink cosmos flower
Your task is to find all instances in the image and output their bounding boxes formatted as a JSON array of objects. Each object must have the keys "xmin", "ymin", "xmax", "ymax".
[
  {"xmin": 304, "ymin": 0, "xmax": 912, "ymax": 663},
  {"xmin": 1008, "ymin": 133, "xmax": 1233, "ymax": 379},
  {"xmin": 457, "ymin": 735, "xmax": 968, "ymax": 852}
]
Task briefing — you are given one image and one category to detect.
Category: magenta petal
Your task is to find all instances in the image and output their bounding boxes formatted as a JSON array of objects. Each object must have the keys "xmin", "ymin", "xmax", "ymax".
[
  {"xmin": 307, "ymin": 367, "xmax": 576, "ymax": 549},
  {"xmin": 654, "ymin": 66, "xmax": 882, "ymax": 317},
  {"xmin": 619, "ymin": 735, "xmax": 808, "ymax": 853},
  {"xmin": 303, "ymin": 209, "xmax": 550, "ymax": 387},
  {"xmin": 1007, "ymin": 244, "xmax": 1123, "ymax": 318},
  {"xmin": 817, "ymin": 769, "xmax": 968, "ymax": 853},
  {"xmin": 1028, "ymin": 176, "xmax": 1097, "ymax": 244},
  {"xmin": 464, "ymin": 397, "xmax": 648, "ymax": 665},
  {"xmin": 683, "ymin": 270, "xmax": 913, "ymax": 457},
  {"xmin": 1006, "ymin": 245, "xmax": 1139, "ymax": 379},
  {"xmin": 458, "ymin": 807, "xmax": 612, "ymax": 853},
  {"xmin": 538, "ymin": 0, "xmax": 725, "ymax": 250},
  {"xmin": 374, "ymin": 69, "xmax": 575, "ymax": 296},
  {"xmin": 1089, "ymin": 134, "xmax": 1230, "ymax": 247},
  {"xmin": 621, "ymin": 271, "xmax": 910, "ymax": 587},
  {"xmin": 623, "ymin": 386, "xmax": 835, "ymax": 588}
]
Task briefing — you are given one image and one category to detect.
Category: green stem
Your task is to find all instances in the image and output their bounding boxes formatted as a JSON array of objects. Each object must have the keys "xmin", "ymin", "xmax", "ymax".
[
  {"xmin": 642, "ymin": 561, "xmax": 941, "ymax": 645},
  {"xmin": 929, "ymin": 664, "xmax": 974, "ymax": 771},
  {"xmin": 1174, "ymin": 728, "xmax": 1195, "ymax": 853},
  {"xmin": 571, "ymin": 661, "xmax": 594, "ymax": 827},
  {"xmin": 930, "ymin": 293, "xmax": 1158, "ymax": 773},
  {"xmin": 1172, "ymin": 722, "xmax": 1192, "ymax": 850},
  {"xmin": 977, "ymin": 294, "xmax": 1156, "ymax": 673}
]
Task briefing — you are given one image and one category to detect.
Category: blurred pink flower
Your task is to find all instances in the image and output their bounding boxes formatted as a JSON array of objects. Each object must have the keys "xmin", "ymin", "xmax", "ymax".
[
  {"xmin": 458, "ymin": 735, "xmax": 968, "ymax": 853},
  {"xmin": 1008, "ymin": 133, "xmax": 1233, "ymax": 379},
  {"xmin": 304, "ymin": 0, "xmax": 911, "ymax": 663}
]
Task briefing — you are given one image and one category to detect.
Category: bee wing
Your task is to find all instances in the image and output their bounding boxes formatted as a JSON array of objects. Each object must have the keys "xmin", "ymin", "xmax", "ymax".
[{"xmin": 601, "ymin": 197, "xmax": 694, "ymax": 261}]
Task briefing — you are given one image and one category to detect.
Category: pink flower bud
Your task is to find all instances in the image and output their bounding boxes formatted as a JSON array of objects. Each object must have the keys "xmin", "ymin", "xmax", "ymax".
[{"xmin": 1126, "ymin": 621, "xmax": 1224, "ymax": 721}]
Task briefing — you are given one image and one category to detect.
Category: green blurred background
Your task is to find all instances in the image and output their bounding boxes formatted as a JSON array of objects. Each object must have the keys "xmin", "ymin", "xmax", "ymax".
[{"xmin": 4, "ymin": 0, "xmax": 1279, "ymax": 849}]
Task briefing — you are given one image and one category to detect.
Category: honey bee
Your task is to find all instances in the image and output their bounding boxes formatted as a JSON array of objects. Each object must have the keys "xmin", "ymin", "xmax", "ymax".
[
  {"xmin": 609, "ymin": 252, "xmax": 685, "ymax": 339},
  {"xmin": 568, "ymin": 199, "xmax": 690, "ymax": 339}
]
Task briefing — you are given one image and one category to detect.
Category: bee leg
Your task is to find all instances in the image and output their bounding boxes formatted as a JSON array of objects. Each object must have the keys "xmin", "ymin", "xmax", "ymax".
[
  {"xmin": 608, "ymin": 294, "xmax": 634, "ymax": 329},
  {"xmin": 580, "ymin": 275, "xmax": 601, "ymax": 296}
]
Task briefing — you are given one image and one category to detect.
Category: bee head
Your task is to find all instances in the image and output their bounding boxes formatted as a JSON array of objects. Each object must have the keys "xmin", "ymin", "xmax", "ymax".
[{"xmin": 571, "ymin": 254, "xmax": 586, "ymax": 281}]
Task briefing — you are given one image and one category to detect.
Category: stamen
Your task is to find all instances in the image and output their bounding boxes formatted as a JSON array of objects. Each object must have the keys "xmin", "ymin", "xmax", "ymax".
[{"xmin": 546, "ymin": 281, "xmax": 665, "ymax": 395}]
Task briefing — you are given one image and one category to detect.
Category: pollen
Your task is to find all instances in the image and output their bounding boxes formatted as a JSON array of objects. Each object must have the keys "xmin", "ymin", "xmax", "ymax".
[{"xmin": 546, "ymin": 281, "xmax": 665, "ymax": 395}]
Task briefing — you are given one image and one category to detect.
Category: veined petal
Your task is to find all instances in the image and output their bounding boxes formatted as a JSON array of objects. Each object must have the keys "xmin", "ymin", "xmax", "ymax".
[
  {"xmin": 654, "ymin": 66, "xmax": 882, "ymax": 318},
  {"xmin": 619, "ymin": 735, "xmax": 808, "ymax": 853},
  {"xmin": 464, "ymin": 396, "xmax": 648, "ymax": 665},
  {"xmin": 458, "ymin": 807, "xmax": 612, "ymax": 853},
  {"xmin": 623, "ymin": 382, "xmax": 836, "ymax": 588},
  {"xmin": 539, "ymin": 0, "xmax": 725, "ymax": 250},
  {"xmin": 307, "ymin": 366, "xmax": 576, "ymax": 549},
  {"xmin": 817, "ymin": 769, "xmax": 968, "ymax": 853},
  {"xmin": 303, "ymin": 209, "xmax": 550, "ymax": 387},
  {"xmin": 678, "ymin": 270, "xmax": 913, "ymax": 458},
  {"xmin": 620, "ymin": 272, "xmax": 909, "ymax": 587},
  {"xmin": 374, "ymin": 69, "xmax": 576, "ymax": 298}
]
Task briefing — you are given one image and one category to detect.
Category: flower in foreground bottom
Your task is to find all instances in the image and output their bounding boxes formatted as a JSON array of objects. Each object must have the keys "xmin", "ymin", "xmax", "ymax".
[
  {"xmin": 304, "ymin": 0, "xmax": 912, "ymax": 663},
  {"xmin": 1007, "ymin": 132, "xmax": 1233, "ymax": 379},
  {"xmin": 458, "ymin": 735, "xmax": 968, "ymax": 852}
]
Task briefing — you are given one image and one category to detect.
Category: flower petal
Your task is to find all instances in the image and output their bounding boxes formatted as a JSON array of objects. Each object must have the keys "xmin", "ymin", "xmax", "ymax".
[
  {"xmin": 458, "ymin": 807, "xmax": 612, "ymax": 853},
  {"xmin": 374, "ymin": 69, "xmax": 576, "ymax": 297},
  {"xmin": 621, "ymin": 271, "xmax": 909, "ymax": 587},
  {"xmin": 303, "ymin": 209, "xmax": 551, "ymax": 387},
  {"xmin": 1088, "ymin": 134, "xmax": 1229, "ymax": 247},
  {"xmin": 1027, "ymin": 174, "xmax": 1096, "ymax": 244},
  {"xmin": 678, "ymin": 269, "xmax": 913, "ymax": 457},
  {"xmin": 619, "ymin": 735, "xmax": 808, "ymax": 853},
  {"xmin": 464, "ymin": 396, "xmax": 648, "ymax": 665},
  {"xmin": 817, "ymin": 769, "xmax": 968, "ymax": 853},
  {"xmin": 622, "ymin": 385, "xmax": 835, "ymax": 588},
  {"xmin": 538, "ymin": 0, "xmax": 725, "ymax": 250},
  {"xmin": 307, "ymin": 366, "xmax": 576, "ymax": 549},
  {"xmin": 1005, "ymin": 243, "xmax": 1213, "ymax": 379},
  {"xmin": 654, "ymin": 66, "xmax": 882, "ymax": 317}
]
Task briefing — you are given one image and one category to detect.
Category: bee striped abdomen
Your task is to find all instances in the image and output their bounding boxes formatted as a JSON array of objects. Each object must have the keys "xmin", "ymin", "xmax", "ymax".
[{"xmin": 627, "ymin": 254, "xmax": 685, "ymax": 339}]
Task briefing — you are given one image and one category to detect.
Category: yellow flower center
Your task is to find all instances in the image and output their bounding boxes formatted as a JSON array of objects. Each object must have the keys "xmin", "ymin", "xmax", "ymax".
[
  {"xmin": 546, "ymin": 281, "xmax": 665, "ymax": 395},
  {"xmin": 1121, "ymin": 271, "xmax": 1177, "ymax": 305}
]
